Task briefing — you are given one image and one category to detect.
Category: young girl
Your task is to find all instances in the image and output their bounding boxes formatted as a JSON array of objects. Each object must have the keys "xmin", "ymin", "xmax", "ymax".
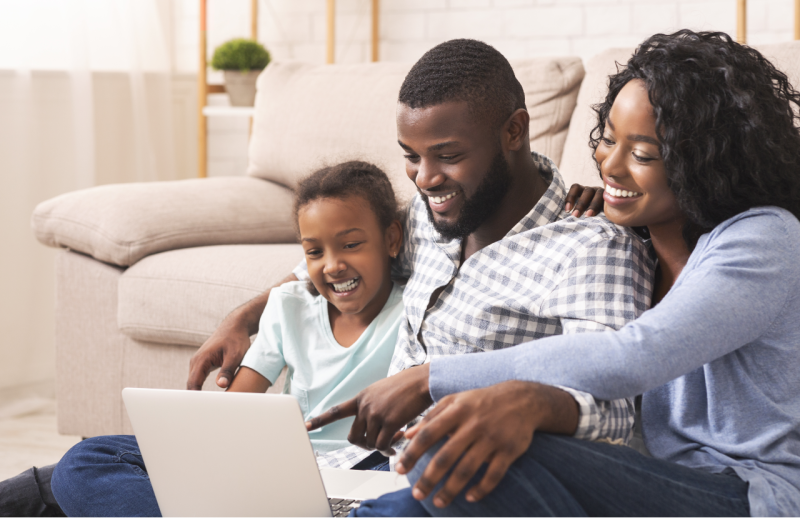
[
  {"xmin": 227, "ymin": 160, "xmax": 404, "ymax": 469},
  {"xmin": 38, "ymin": 161, "xmax": 404, "ymax": 517}
]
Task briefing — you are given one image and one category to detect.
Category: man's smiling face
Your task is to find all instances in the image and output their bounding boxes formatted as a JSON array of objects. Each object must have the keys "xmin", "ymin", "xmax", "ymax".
[{"xmin": 397, "ymin": 101, "xmax": 512, "ymax": 240}]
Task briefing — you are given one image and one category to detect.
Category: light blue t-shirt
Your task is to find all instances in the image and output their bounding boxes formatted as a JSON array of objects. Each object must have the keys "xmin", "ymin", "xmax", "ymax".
[{"xmin": 241, "ymin": 280, "xmax": 404, "ymax": 454}]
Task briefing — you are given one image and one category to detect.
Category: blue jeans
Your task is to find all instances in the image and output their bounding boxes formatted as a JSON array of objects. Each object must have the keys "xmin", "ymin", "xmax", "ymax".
[
  {"xmin": 51, "ymin": 435, "xmax": 390, "ymax": 517},
  {"xmin": 354, "ymin": 433, "xmax": 750, "ymax": 517}
]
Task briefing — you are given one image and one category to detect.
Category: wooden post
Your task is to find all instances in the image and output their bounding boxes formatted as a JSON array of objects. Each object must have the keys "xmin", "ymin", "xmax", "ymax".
[
  {"xmin": 327, "ymin": 0, "xmax": 335, "ymax": 64},
  {"xmin": 198, "ymin": 0, "xmax": 208, "ymax": 178},
  {"xmin": 736, "ymin": 0, "xmax": 747, "ymax": 44},
  {"xmin": 795, "ymin": 0, "xmax": 800, "ymax": 39},
  {"xmin": 371, "ymin": 0, "xmax": 379, "ymax": 62},
  {"xmin": 251, "ymin": 0, "xmax": 258, "ymax": 40}
]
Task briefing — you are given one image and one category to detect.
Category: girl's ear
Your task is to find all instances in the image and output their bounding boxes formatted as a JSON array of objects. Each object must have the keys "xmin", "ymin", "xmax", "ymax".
[{"xmin": 385, "ymin": 220, "xmax": 403, "ymax": 258}]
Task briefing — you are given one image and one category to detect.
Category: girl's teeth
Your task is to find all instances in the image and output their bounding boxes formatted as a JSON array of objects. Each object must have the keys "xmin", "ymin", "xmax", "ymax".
[
  {"xmin": 333, "ymin": 278, "xmax": 359, "ymax": 292},
  {"xmin": 606, "ymin": 186, "xmax": 642, "ymax": 198},
  {"xmin": 430, "ymin": 192, "xmax": 457, "ymax": 204}
]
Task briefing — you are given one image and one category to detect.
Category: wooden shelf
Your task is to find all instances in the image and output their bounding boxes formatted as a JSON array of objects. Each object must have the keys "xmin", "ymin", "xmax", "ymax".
[{"xmin": 202, "ymin": 106, "xmax": 255, "ymax": 117}]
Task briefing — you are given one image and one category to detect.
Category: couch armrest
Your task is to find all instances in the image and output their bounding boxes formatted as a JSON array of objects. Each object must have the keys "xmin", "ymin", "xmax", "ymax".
[{"xmin": 32, "ymin": 177, "xmax": 296, "ymax": 267}]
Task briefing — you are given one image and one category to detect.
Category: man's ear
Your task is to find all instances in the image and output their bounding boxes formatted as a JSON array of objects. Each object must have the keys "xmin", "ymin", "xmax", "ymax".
[
  {"xmin": 386, "ymin": 220, "xmax": 403, "ymax": 258},
  {"xmin": 503, "ymin": 108, "xmax": 530, "ymax": 152}
]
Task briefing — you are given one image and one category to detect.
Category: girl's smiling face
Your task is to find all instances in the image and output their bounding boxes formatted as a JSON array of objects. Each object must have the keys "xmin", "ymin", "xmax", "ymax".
[
  {"xmin": 595, "ymin": 79, "xmax": 684, "ymax": 230},
  {"xmin": 298, "ymin": 195, "xmax": 402, "ymax": 318}
]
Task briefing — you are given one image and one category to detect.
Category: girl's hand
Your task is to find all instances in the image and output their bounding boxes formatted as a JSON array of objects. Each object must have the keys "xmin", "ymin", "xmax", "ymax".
[
  {"xmin": 564, "ymin": 184, "xmax": 604, "ymax": 217},
  {"xmin": 395, "ymin": 381, "xmax": 579, "ymax": 508}
]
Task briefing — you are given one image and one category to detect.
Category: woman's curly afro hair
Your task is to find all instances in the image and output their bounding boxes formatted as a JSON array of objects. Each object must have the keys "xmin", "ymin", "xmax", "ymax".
[{"xmin": 590, "ymin": 30, "xmax": 800, "ymax": 247}]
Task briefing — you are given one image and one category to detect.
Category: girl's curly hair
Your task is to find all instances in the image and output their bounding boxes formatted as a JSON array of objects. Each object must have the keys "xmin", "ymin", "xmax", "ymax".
[{"xmin": 590, "ymin": 30, "xmax": 800, "ymax": 247}]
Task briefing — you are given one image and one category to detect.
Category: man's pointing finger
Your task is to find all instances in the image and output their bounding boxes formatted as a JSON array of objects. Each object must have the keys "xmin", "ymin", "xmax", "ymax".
[{"xmin": 305, "ymin": 398, "xmax": 358, "ymax": 431}]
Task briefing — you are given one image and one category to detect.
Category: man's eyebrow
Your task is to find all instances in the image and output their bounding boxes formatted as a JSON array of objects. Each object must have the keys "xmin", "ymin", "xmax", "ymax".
[
  {"xmin": 627, "ymin": 134, "xmax": 660, "ymax": 146},
  {"xmin": 397, "ymin": 140, "xmax": 460, "ymax": 152}
]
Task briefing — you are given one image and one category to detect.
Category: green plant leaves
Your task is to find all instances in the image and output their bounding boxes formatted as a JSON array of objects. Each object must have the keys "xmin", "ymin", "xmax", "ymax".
[{"xmin": 210, "ymin": 38, "xmax": 271, "ymax": 72}]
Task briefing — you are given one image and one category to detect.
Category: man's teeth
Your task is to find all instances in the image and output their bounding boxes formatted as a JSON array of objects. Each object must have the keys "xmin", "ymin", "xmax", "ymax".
[
  {"xmin": 605, "ymin": 186, "xmax": 642, "ymax": 198},
  {"xmin": 332, "ymin": 278, "xmax": 359, "ymax": 292},
  {"xmin": 430, "ymin": 192, "xmax": 458, "ymax": 204}
]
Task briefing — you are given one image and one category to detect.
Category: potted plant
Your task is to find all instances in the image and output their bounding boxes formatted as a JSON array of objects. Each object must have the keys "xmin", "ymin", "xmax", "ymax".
[{"xmin": 210, "ymin": 38, "xmax": 271, "ymax": 107}]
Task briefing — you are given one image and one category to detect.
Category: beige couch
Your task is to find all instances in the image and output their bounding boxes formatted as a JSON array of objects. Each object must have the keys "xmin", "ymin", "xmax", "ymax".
[{"xmin": 32, "ymin": 42, "xmax": 800, "ymax": 438}]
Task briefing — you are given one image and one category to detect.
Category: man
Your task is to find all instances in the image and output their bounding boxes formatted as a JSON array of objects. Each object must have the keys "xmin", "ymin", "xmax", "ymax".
[
  {"xmin": 198, "ymin": 39, "xmax": 653, "ymax": 468},
  {"xmin": 0, "ymin": 39, "xmax": 645, "ymax": 516}
]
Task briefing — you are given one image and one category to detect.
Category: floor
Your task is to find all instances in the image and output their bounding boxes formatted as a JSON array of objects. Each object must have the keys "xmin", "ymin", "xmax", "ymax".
[{"xmin": 0, "ymin": 397, "xmax": 81, "ymax": 481}]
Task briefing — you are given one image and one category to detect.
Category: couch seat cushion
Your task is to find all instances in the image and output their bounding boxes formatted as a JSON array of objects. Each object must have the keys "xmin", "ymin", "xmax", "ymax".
[{"xmin": 118, "ymin": 244, "xmax": 304, "ymax": 346}]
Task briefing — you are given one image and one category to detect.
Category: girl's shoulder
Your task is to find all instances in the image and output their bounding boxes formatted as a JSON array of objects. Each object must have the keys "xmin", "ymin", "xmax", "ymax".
[{"xmin": 270, "ymin": 280, "xmax": 322, "ymax": 306}]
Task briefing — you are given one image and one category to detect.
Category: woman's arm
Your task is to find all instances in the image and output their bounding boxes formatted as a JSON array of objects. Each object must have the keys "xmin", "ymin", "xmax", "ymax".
[{"xmin": 430, "ymin": 209, "xmax": 799, "ymax": 401}]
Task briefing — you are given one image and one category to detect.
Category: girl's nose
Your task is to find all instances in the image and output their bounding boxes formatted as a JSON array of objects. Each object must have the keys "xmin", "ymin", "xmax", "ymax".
[{"xmin": 323, "ymin": 254, "xmax": 346, "ymax": 275}]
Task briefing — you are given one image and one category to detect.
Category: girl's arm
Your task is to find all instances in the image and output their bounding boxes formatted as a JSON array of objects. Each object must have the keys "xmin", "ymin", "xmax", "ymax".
[{"xmin": 227, "ymin": 366, "xmax": 273, "ymax": 393}]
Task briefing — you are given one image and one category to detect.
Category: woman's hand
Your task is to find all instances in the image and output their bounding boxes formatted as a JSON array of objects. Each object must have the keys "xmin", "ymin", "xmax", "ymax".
[
  {"xmin": 565, "ymin": 184, "xmax": 604, "ymax": 217},
  {"xmin": 395, "ymin": 381, "xmax": 579, "ymax": 508}
]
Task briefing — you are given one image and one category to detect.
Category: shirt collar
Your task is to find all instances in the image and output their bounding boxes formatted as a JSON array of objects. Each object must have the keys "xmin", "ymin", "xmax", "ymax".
[{"xmin": 426, "ymin": 151, "xmax": 568, "ymax": 250}]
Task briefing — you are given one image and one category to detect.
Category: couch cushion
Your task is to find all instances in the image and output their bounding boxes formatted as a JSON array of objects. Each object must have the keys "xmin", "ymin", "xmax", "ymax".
[
  {"xmin": 33, "ymin": 176, "xmax": 297, "ymax": 267},
  {"xmin": 118, "ymin": 244, "xmax": 304, "ymax": 346},
  {"xmin": 559, "ymin": 47, "xmax": 635, "ymax": 189},
  {"xmin": 247, "ymin": 57, "xmax": 584, "ymax": 203}
]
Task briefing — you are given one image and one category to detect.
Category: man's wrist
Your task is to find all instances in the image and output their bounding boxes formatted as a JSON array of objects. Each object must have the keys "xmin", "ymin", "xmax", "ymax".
[{"xmin": 415, "ymin": 363, "xmax": 433, "ymax": 406}]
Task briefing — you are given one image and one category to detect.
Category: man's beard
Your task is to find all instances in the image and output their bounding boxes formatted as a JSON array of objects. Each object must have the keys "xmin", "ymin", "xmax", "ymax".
[{"xmin": 421, "ymin": 150, "xmax": 512, "ymax": 241}]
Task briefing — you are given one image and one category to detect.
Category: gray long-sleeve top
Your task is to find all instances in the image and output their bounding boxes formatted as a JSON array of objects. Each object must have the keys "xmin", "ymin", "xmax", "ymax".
[{"xmin": 429, "ymin": 207, "xmax": 800, "ymax": 517}]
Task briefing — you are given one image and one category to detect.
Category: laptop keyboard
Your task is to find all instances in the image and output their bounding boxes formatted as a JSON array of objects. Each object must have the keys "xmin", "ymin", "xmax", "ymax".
[{"xmin": 328, "ymin": 497, "xmax": 361, "ymax": 517}]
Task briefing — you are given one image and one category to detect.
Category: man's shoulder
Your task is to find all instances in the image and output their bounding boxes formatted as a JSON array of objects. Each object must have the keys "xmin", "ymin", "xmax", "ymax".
[{"xmin": 532, "ymin": 212, "xmax": 651, "ymax": 254}]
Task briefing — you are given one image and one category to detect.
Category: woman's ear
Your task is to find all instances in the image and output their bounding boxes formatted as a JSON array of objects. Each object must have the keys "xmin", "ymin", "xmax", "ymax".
[{"xmin": 385, "ymin": 220, "xmax": 403, "ymax": 258}]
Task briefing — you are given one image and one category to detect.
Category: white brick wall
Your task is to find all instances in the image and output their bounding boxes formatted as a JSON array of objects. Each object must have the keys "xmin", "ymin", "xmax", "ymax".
[{"xmin": 179, "ymin": 0, "xmax": 798, "ymax": 177}]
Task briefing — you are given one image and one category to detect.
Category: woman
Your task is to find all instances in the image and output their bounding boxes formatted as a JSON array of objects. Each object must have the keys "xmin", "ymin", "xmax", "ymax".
[{"xmin": 356, "ymin": 30, "xmax": 800, "ymax": 517}]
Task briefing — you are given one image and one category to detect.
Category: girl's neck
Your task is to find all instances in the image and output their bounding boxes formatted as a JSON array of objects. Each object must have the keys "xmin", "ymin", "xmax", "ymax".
[
  {"xmin": 648, "ymin": 220, "xmax": 692, "ymax": 306},
  {"xmin": 328, "ymin": 278, "xmax": 394, "ymax": 347}
]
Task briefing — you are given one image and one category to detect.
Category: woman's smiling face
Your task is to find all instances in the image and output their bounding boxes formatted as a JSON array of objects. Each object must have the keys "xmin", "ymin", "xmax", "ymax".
[{"xmin": 595, "ymin": 79, "xmax": 684, "ymax": 230}]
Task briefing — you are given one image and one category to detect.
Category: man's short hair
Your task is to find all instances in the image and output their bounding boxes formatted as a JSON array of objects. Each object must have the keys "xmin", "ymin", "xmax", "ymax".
[{"xmin": 398, "ymin": 39, "xmax": 526, "ymax": 129}]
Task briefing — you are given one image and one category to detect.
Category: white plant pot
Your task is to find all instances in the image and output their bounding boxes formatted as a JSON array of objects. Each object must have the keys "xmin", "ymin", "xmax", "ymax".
[{"xmin": 223, "ymin": 70, "xmax": 261, "ymax": 107}]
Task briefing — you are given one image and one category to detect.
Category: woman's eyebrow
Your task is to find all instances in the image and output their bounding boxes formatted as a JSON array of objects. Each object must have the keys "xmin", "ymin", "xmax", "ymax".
[{"xmin": 627, "ymin": 134, "xmax": 660, "ymax": 146}]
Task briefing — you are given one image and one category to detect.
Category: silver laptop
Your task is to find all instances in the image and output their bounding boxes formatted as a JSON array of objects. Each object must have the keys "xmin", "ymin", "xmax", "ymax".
[{"xmin": 122, "ymin": 388, "xmax": 409, "ymax": 517}]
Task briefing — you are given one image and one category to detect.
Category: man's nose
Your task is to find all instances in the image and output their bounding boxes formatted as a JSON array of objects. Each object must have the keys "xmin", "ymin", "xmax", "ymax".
[{"xmin": 414, "ymin": 158, "xmax": 446, "ymax": 191}]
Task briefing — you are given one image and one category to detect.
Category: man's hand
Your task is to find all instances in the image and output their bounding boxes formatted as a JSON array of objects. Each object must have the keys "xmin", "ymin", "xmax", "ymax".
[
  {"xmin": 395, "ymin": 381, "xmax": 579, "ymax": 508},
  {"xmin": 186, "ymin": 273, "xmax": 298, "ymax": 390},
  {"xmin": 187, "ymin": 315, "xmax": 254, "ymax": 390},
  {"xmin": 306, "ymin": 364, "xmax": 434, "ymax": 453},
  {"xmin": 565, "ymin": 184, "xmax": 604, "ymax": 218}
]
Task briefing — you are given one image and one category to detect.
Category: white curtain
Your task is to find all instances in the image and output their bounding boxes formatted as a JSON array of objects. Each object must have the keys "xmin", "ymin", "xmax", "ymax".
[{"xmin": 0, "ymin": 0, "xmax": 183, "ymax": 393}]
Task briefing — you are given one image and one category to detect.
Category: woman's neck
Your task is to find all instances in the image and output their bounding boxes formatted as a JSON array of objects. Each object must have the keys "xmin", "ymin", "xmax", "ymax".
[{"xmin": 648, "ymin": 220, "xmax": 692, "ymax": 305}]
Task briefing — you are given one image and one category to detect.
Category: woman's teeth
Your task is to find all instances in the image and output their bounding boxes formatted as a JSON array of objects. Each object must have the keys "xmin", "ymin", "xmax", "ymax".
[
  {"xmin": 430, "ymin": 192, "xmax": 458, "ymax": 204},
  {"xmin": 605, "ymin": 186, "xmax": 642, "ymax": 198},
  {"xmin": 332, "ymin": 278, "xmax": 359, "ymax": 292}
]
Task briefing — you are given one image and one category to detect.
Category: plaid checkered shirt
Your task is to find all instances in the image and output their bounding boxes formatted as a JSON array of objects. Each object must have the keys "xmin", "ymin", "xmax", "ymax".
[{"xmin": 299, "ymin": 152, "xmax": 655, "ymax": 470}]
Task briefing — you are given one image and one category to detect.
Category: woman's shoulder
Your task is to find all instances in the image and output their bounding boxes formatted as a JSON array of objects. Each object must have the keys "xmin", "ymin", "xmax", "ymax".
[
  {"xmin": 700, "ymin": 206, "xmax": 800, "ymax": 262},
  {"xmin": 710, "ymin": 206, "xmax": 800, "ymax": 240}
]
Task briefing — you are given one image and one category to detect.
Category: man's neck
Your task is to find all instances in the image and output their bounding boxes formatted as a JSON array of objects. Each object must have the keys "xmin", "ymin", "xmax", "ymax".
[{"xmin": 462, "ymin": 157, "xmax": 548, "ymax": 261}]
